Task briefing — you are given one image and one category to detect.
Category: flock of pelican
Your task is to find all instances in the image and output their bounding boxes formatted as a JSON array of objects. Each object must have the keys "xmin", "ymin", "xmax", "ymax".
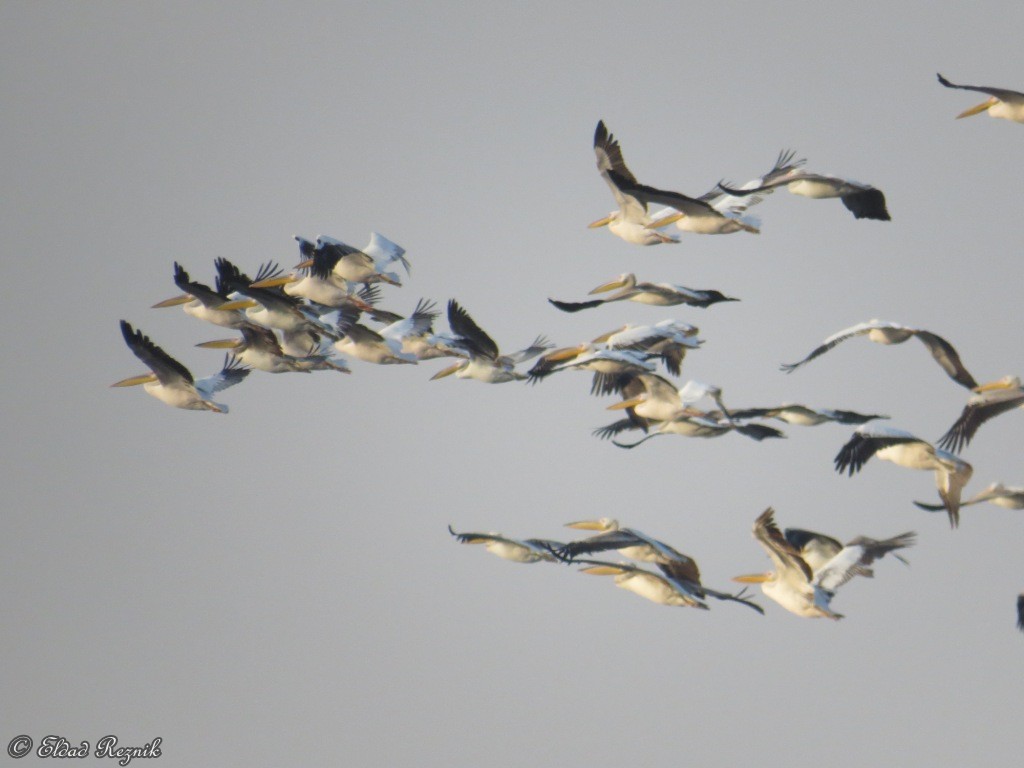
[{"xmin": 114, "ymin": 73, "xmax": 1023, "ymax": 628}]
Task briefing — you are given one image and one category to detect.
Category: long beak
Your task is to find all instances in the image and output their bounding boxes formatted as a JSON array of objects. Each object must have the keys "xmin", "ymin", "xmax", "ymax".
[
  {"xmin": 249, "ymin": 274, "xmax": 298, "ymax": 289},
  {"xmin": 542, "ymin": 345, "xmax": 586, "ymax": 363},
  {"xmin": 152, "ymin": 293, "xmax": 194, "ymax": 308},
  {"xmin": 580, "ymin": 565, "xmax": 624, "ymax": 576},
  {"xmin": 110, "ymin": 373, "xmax": 157, "ymax": 388},
  {"xmin": 215, "ymin": 299, "xmax": 258, "ymax": 311},
  {"xmin": 957, "ymin": 97, "xmax": 996, "ymax": 119},
  {"xmin": 607, "ymin": 396, "xmax": 645, "ymax": 411},
  {"xmin": 195, "ymin": 339, "xmax": 242, "ymax": 349},
  {"xmin": 430, "ymin": 362, "xmax": 463, "ymax": 380},
  {"xmin": 646, "ymin": 211, "xmax": 684, "ymax": 229},
  {"xmin": 589, "ymin": 278, "xmax": 627, "ymax": 295},
  {"xmin": 588, "ymin": 214, "xmax": 614, "ymax": 229},
  {"xmin": 564, "ymin": 520, "xmax": 607, "ymax": 531},
  {"xmin": 972, "ymin": 378, "xmax": 1015, "ymax": 393},
  {"xmin": 294, "ymin": 258, "xmax": 315, "ymax": 270},
  {"xmin": 732, "ymin": 573, "xmax": 771, "ymax": 584},
  {"xmin": 376, "ymin": 273, "xmax": 401, "ymax": 287}
]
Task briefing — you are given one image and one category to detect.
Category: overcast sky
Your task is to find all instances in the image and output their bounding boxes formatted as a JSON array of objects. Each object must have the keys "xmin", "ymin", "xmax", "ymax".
[{"xmin": 3, "ymin": 2, "xmax": 1022, "ymax": 766}]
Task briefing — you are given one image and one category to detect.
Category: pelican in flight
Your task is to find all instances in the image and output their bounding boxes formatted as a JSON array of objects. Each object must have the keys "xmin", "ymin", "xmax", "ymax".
[
  {"xmin": 592, "ymin": 320, "xmax": 702, "ymax": 377},
  {"xmin": 431, "ymin": 300, "xmax": 551, "ymax": 383},
  {"xmin": 196, "ymin": 324, "xmax": 350, "ymax": 373},
  {"xmin": 728, "ymin": 405, "xmax": 888, "ymax": 427},
  {"xmin": 447, "ymin": 525, "xmax": 563, "ymax": 563},
  {"xmin": 112, "ymin": 321, "xmax": 249, "ymax": 413},
  {"xmin": 549, "ymin": 273, "xmax": 737, "ymax": 313},
  {"xmin": 733, "ymin": 508, "xmax": 915, "ymax": 619},
  {"xmin": 644, "ymin": 149, "xmax": 807, "ymax": 234},
  {"xmin": 597, "ymin": 412, "xmax": 785, "ymax": 447},
  {"xmin": 527, "ymin": 345, "xmax": 658, "ymax": 394},
  {"xmin": 152, "ymin": 262, "xmax": 253, "ymax": 329},
  {"xmin": 937, "ymin": 73, "xmax": 1024, "ymax": 123},
  {"xmin": 589, "ymin": 120, "xmax": 679, "ymax": 245},
  {"xmin": 914, "ymin": 482, "xmax": 1024, "ymax": 517},
  {"xmin": 717, "ymin": 164, "xmax": 890, "ymax": 221},
  {"xmin": 604, "ymin": 373, "xmax": 724, "ymax": 430},
  {"xmin": 834, "ymin": 425, "xmax": 973, "ymax": 528},
  {"xmin": 781, "ymin": 319, "xmax": 977, "ymax": 389},
  {"xmin": 332, "ymin": 299, "xmax": 439, "ymax": 366},
  {"xmin": 938, "ymin": 375, "xmax": 1024, "ymax": 453}
]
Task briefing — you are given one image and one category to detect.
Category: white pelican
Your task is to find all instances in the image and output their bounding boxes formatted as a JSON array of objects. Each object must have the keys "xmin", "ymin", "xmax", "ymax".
[
  {"xmin": 112, "ymin": 321, "xmax": 250, "ymax": 413},
  {"xmin": 597, "ymin": 413, "xmax": 784, "ymax": 446},
  {"xmin": 734, "ymin": 508, "xmax": 915, "ymax": 619},
  {"xmin": 549, "ymin": 273, "xmax": 738, "ymax": 313},
  {"xmin": 152, "ymin": 262, "xmax": 253, "ymax": 329},
  {"xmin": 248, "ymin": 245, "xmax": 381, "ymax": 310},
  {"xmin": 431, "ymin": 300, "xmax": 551, "ymax": 383},
  {"xmin": 196, "ymin": 324, "xmax": 350, "ymax": 374},
  {"xmin": 214, "ymin": 258, "xmax": 340, "ymax": 339},
  {"xmin": 914, "ymin": 482, "xmax": 1024, "ymax": 517},
  {"xmin": 938, "ymin": 375, "xmax": 1024, "ymax": 453},
  {"xmin": 645, "ymin": 149, "xmax": 807, "ymax": 234},
  {"xmin": 781, "ymin": 319, "xmax": 977, "ymax": 389},
  {"xmin": 332, "ymin": 299, "xmax": 438, "ymax": 365},
  {"xmin": 937, "ymin": 73, "xmax": 1024, "ymax": 123},
  {"xmin": 589, "ymin": 120, "xmax": 679, "ymax": 245},
  {"xmin": 298, "ymin": 233, "xmax": 408, "ymax": 285},
  {"xmin": 718, "ymin": 165, "xmax": 890, "ymax": 221},
  {"xmin": 448, "ymin": 526, "xmax": 563, "ymax": 563},
  {"xmin": 834, "ymin": 425, "xmax": 973, "ymax": 528},
  {"xmin": 527, "ymin": 345, "xmax": 658, "ymax": 394},
  {"xmin": 727, "ymin": 405, "xmax": 888, "ymax": 427},
  {"xmin": 604, "ymin": 373, "xmax": 716, "ymax": 428}
]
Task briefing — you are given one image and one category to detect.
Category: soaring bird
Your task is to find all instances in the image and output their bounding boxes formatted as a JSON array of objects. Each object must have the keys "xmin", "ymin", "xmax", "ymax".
[
  {"xmin": 549, "ymin": 273, "xmax": 737, "ymax": 313},
  {"xmin": 527, "ymin": 345, "xmax": 658, "ymax": 394},
  {"xmin": 152, "ymin": 262, "xmax": 254, "ymax": 329},
  {"xmin": 598, "ymin": 412, "xmax": 784, "ymax": 447},
  {"xmin": 834, "ymin": 425, "xmax": 973, "ymax": 528},
  {"xmin": 112, "ymin": 320, "xmax": 249, "ymax": 413},
  {"xmin": 733, "ymin": 508, "xmax": 915, "ymax": 619},
  {"xmin": 447, "ymin": 526, "xmax": 564, "ymax": 563},
  {"xmin": 430, "ymin": 300, "xmax": 551, "ymax": 383},
  {"xmin": 644, "ymin": 148, "xmax": 807, "ymax": 234},
  {"xmin": 727, "ymin": 404, "xmax": 888, "ymax": 427},
  {"xmin": 331, "ymin": 299, "xmax": 439, "ymax": 366},
  {"xmin": 914, "ymin": 482, "xmax": 1024, "ymax": 516},
  {"xmin": 717, "ymin": 165, "xmax": 890, "ymax": 221},
  {"xmin": 196, "ymin": 323, "xmax": 350, "ymax": 374},
  {"xmin": 589, "ymin": 120, "xmax": 679, "ymax": 245},
  {"xmin": 937, "ymin": 73, "xmax": 1024, "ymax": 124},
  {"xmin": 938, "ymin": 375, "xmax": 1024, "ymax": 453},
  {"xmin": 780, "ymin": 319, "xmax": 977, "ymax": 389}
]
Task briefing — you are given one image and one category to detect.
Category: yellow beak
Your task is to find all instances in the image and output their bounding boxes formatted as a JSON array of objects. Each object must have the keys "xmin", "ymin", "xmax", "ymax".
[
  {"xmin": 731, "ymin": 573, "xmax": 771, "ymax": 584},
  {"xmin": 588, "ymin": 214, "xmax": 614, "ymax": 229},
  {"xmin": 151, "ymin": 294, "xmax": 194, "ymax": 308},
  {"xmin": 957, "ymin": 97, "xmax": 996, "ymax": 119},
  {"xmin": 249, "ymin": 274, "xmax": 299, "ymax": 289},
  {"xmin": 646, "ymin": 211, "xmax": 684, "ymax": 229},
  {"xmin": 430, "ymin": 362, "xmax": 463, "ymax": 380},
  {"xmin": 110, "ymin": 373, "xmax": 157, "ymax": 388},
  {"xmin": 195, "ymin": 339, "xmax": 242, "ymax": 350},
  {"xmin": 607, "ymin": 396, "xmax": 645, "ymax": 411},
  {"xmin": 215, "ymin": 299, "xmax": 258, "ymax": 311}
]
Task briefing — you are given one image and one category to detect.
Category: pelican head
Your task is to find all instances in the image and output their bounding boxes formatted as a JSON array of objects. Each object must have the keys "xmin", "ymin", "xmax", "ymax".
[
  {"xmin": 972, "ymin": 375, "xmax": 1021, "ymax": 393},
  {"xmin": 589, "ymin": 274, "xmax": 636, "ymax": 295},
  {"xmin": 957, "ymin": 97, "xmax": 998, "ymax": 119},
  {"xmin": 588, "ymin": 211, "xmax": 618, "ymax": 229},
  {"xmin": 565, "ymin": 517, "xmax": 618, "ymax": 532}
]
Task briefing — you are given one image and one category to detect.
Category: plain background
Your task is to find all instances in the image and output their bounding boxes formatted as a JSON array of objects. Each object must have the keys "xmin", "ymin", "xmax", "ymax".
[{"xmin": 3, "ymin": 2, "xmax": 1022, "ymax": 766}]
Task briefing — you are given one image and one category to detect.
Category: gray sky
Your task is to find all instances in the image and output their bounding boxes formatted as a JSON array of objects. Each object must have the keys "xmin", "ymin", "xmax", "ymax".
[{"xmin": 3, "ymin": 2, "xmax": 1022, "ymax": 765}]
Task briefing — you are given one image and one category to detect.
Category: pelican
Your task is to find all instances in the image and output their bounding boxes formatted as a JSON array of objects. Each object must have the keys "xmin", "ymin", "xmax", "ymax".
[
  {"xmin": 549, "ymin": 273, "xmax": 738, "ymax": 313},
  {"xmin": 717, "ymin": 166, "xmax": 890, "ymax": 221},
  {"xmin": 196, "ymin": 324, "xmax": 350, "ymax": 373},
  {"xmin": 645, "ymin": 148, "xmax": 807, "ymax": 234},
  {"xmin": 733, "ymin": 508, "xmax": 915, "ymax": 619},
  {"xmin": 249, "ymin": 244, "xmax": 382, "ymax": 310},
  {"xmin": 605, "ymin": 373, "xmax": 718, "ymax": 428},
  {"xmin": 527, "ymin": 345, "xmax": 658, "ymax": 394},
  {"xmin": 938, "ymin": 375, "xmax": 1024, "ymax": 453},
  {"xmin": 727, "ymin": 405, "xmax": 889, "ymax": 427},
  {"xmin": 447, "ymin": 526, "xmax": 563, "ymax": 563},
  {"xmin": 834, "ymin": 425, "xmax": 973, "ymax": 528},
  {"xmin": 112, "ymin": 320, "xmax": 249, "ymax": 413},
  {"xmin": 302, "ymin": 233, "xmax": 408, "ymax": 285},
  {"xmin": 914, "ymin": 482, "xmax": 1024, "ymax": 516},
  {"xmin": 780, "ymin": 319, "xmax": 977, "ymax": 389},
  {"xmin": 589, "ymin": 120, "xmax": 679, "ymax": 245},
  {"xmin": 593, "ymin": 320, "xmax": 702, "ymax": 377},
  {"xmin": 332, "ymin": 299, "xmax": 438, "ymax": 365},
  {"xmin": 152, "ymin": 262, "xmax": 253, "ymax": 329},
  {"xmin": 937, "ymin": 73, "xmax": 1024, "ymax": 123},
  {"xmin": 431, "ymin": 300, "xmax": 551, "ymax": 383},
  {"xmin": 214, "ymin": 258, "xmax": 340, "ymax": 339},
  {"xmin": 597, "ymin": 412, "xmax": 784, "ymax": 446},
  {"xmin": 560, "ymin": 518, "xmax": 689, "ymax": 563}
]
